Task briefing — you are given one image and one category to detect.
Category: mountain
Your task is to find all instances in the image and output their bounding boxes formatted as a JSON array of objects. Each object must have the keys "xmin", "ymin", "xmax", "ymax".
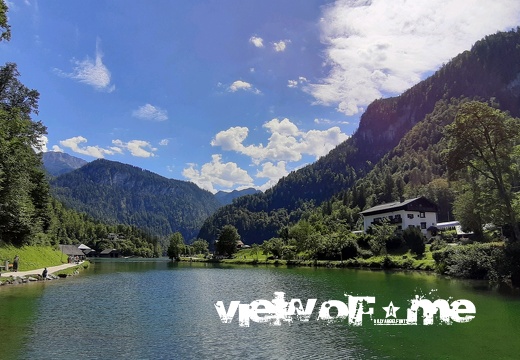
[
  {"xmin": 42, "ymin": 151, "xmax": 88, "ymax": 176},
  {"xmin": 215, "ymin": 188, "xmax": 262, "ymax": 206},
  {"xmin": 50, "ymin": 159, "xmax": 222, "ymax": 241},
  {"xmin": 197, "ymin": 28, "xmax": 520, "ymax": 245}
]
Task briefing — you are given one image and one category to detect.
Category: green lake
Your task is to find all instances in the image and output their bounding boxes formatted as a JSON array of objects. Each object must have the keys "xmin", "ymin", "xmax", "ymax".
[{"xmin": 0, "ymin": 259, "xmax": 519, "ymax": 359}]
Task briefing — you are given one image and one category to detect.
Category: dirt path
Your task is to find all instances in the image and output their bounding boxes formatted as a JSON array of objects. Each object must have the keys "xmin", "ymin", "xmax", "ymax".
[{"xmin": 0, "ymin": 261, "xmax": 84, "ymax": 278}]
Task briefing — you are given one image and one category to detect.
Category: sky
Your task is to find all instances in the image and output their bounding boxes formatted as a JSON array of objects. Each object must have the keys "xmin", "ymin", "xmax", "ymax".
[{"xmin": 2, "ymin": 0, "xmax": 520, "ymax": 193}]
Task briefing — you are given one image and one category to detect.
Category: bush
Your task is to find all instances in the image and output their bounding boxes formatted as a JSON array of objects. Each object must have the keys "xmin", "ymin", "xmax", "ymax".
[
  {"xmin": 403, "ymin": 227, "xmax": 426, "ymax": 256},
  {"xmin": 433, "ymin": 243, "xmax": 504, "ymax": 280},
  {"xmin": 341, "ymin": 240, "xmax": 359, "ymax": 259}
]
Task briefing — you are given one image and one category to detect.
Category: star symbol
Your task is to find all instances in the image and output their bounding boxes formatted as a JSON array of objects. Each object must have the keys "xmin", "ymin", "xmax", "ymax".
[{"xmin": 382, "ymin": 301, "xmax": 399, "ymax": 318}]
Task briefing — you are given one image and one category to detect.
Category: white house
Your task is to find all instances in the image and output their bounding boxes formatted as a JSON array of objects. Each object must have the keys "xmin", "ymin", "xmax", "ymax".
[{"xmin": 360, "ymin": 197, "xmax": 438, "ymax": 235}]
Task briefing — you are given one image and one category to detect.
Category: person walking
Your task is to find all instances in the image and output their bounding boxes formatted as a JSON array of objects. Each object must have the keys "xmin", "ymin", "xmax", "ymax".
[{"xmin": 13, "ymin": 255, "xmax": 19, "ymax": 272}]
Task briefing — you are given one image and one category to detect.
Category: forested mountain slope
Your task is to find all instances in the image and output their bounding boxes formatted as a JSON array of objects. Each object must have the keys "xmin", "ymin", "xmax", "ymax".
[
  {"xmin": 198, "ymin": 28, "xmax": 520, "ymax": 245},
  {"xmin": 50, "ymin": 159, "xmax": 221, "ymax": 240}
]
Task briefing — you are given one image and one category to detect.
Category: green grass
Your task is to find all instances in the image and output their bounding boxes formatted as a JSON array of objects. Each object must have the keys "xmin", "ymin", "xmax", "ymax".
[
  {"xmin": 0, "ymin": 245, "xmax": 66, "ymax": 272},
  {"xmin": 196, "ymin": 247, "xmax": 436, "ymax": 271},
  {"xmin": 54, "ymin": 261, "xmax": 90, "ymax": 277}
]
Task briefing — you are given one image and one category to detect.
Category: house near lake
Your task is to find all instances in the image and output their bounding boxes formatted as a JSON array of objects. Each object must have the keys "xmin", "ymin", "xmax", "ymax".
[
  {"xmin": 360, "ymin": 196, "xmax": 438, "ymax": 236},
  {"xmin": 59, "ymin": 244, "xmax": 87, "ymax": 261}
]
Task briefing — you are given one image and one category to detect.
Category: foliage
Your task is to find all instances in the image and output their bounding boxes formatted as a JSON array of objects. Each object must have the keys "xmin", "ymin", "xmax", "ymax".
[
  {"xmin": 432, "ymin": 243, "xmax": 504, "ymax": 281},
  {"xmin": 0, "ymin": 0, "xmax": 10, "ymax": 42},
  {"xmin": 167, "ymin": 232, "xmax": 185, "ymax": 261},
  {"xmin": 190, "ymin": 239, "xmax": 209, "ymax": 255},
  {"xmin": 215, "ymin": 225, "xmax": 240, "ymax": 257},
  {"xmin": 51, "ymin": 159, "xmax": 221, "ymax": 241},
  {"xmin": 445, "ymin": 101, "xmax": 520, "ymax": 240},
  {"xmin": 368, "ymin": 219, "xmax": 395, "ymax": 256},
  {"xmin": 261, "ymin": 237, "xmax": 284, "ymax": 258},
  {"xmin": 0, "ymin": 63, "xmax": 49, "ymax": 245},
  {"xmin": 402, "ymin": 227, "xmax": 426, "ymax": 256}
]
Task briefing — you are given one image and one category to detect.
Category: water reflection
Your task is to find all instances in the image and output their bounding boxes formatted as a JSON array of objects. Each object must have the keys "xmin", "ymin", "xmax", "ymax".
[{"xmin": 0, "ymin": 260, "xmax": 519, "ymax": 359}]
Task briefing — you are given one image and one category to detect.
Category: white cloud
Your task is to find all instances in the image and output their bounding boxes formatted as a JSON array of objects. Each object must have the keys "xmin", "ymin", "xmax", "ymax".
[
  {"xmin": 287, "ymin": 76, "xmax": 308, "ymax": 88},
  {"xmin": 51, "ymin": 145, "xmax": 64, "ymax": 152},
  {"xmin": 211, "ymin": 118, "xmax": 349, "ymax": 164},
  {"xmin": 314, "ymin": 118, "xmax": 350, "ymax": 125},
  {"xmin": 60, "ymin": 136, "xmax": 120, "ymax": 158},
  {"xmin": 159, "ymin": 139, "xmax": 169, "ymax": 146},
  {"xmin": 308, "ymin": 0, "xmax": 520, "ymax": 115},
  {"xmin": 182, "ymin": 154, "xmax": 254, "ymax": 193},
  {"xmin": 132, "ymin": 104, "xmax": 168, "ymax": 121},
  {"xmin": 256, "ymin": 161, "xmax": 290, "ymax": 192},
  {"xmin": 55, "ymin": 38, "xmax": 115, "ymax": 92},
  {"xmin": 273, "ymin": 39, "xmax": 290, "ymax": 52},
  {"xmin": 59, "ymin": 136, "xmax": 157, "ymax": 158},
  {"xmin": 33, "ymin": 135, "xmax": 48, "ymax": 153},
  {"xmin": 256, "ymin": 161, "xmax": 288, "ymax": 180},
  {"xmin": 112, "ymin": 139, "xmax": 157, "ymax": 158},
  {"xmin": 249, "ymin": 36, "xmax": 264, "ymax": 48},
  {"xmin": 287, "ymin": 80, "xmax": 298, "ymax": 88},
  {"xmin": 228, "ymin": 80, "xmax": 261, "ymax": 94}
]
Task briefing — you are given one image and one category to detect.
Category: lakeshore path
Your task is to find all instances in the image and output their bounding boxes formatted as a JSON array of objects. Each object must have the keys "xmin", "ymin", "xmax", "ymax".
[{"xmin": 0, "ymin": 261, "xmax": 84, "ymax": 278}]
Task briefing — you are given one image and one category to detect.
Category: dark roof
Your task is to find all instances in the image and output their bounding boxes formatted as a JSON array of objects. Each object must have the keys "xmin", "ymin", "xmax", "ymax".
[
  {"xmin": 360, "ymin": 197, "xmax": 437, "ymax": 216},
  {"xmin": 59, "ymin": 244, "xmax": 85, "ymax": 256},
  {"xmin": 100, "ymin": 248, "xmax": 119, "ymax": 255}
]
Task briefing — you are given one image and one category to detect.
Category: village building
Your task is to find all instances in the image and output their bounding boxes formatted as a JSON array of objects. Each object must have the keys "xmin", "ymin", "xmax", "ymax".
[
  {"xmin": 59, "ymin": 244, "xmax": 87, "ymax": 262},
  {"xmin": 99, "ymin": 248, "xmax": 121, "ymax": 258},
  {"xmin": 360, "ymin": 197, "xmax": 438, "ymax": 235}
]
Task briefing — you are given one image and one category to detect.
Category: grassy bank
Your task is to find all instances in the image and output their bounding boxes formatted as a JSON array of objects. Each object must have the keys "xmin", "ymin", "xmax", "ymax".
[
  {"xmin": 54, "ymin": 261, "xmax": 90, "ymax": 277},
  {"xmin": 182, "ymin": 247, "xmax": 436, "ymax": 271},
  {"xmin": 0, "ymin": 245, "xmax": 66, "ymax": 271}
]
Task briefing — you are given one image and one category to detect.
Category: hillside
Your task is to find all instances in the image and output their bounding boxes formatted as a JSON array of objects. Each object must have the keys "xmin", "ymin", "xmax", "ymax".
[
  {"xmin": 198, "ymin": 28, "xmax": 520, "ymax": 245},
  {"xmin": 42, "ymin": 151, "xmax": 88, "ymax": 176},
  {"xmin": 50, "ymin": 159, "xmax": 221, "ymax": 240}
]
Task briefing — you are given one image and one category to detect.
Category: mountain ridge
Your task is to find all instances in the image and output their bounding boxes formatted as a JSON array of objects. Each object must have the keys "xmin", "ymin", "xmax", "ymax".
[
  {"xmin": 50, "ymin": 158, "xmax": 222, "ymax": 241},
  {"xmin": 42, "ymin": 151, "xmax": 88, "ymax": 176},
  {"xmin": 197, "ymin": 28, "xmax": 520, "ymax": 245}
]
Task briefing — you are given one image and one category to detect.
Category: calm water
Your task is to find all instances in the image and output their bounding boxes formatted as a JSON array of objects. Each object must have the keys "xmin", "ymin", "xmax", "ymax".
[{"xmin": 0, "ymin": 259, "xmax": 519, "ymax": 360}]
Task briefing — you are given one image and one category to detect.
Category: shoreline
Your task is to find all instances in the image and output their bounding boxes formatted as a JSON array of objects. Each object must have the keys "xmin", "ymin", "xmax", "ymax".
[
  {"xmin": 0, "ymin": 261, "xmax": 89, "ymax": 285},
  {"xmin": 178, "ymin": 255, "xmax": 436, "ymax": 272}
]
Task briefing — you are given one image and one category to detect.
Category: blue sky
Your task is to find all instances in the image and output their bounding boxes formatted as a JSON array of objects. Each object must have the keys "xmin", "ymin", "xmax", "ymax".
[{"xmin": 3, "ymin": 0, "xmax": 520, "ymax": 193}]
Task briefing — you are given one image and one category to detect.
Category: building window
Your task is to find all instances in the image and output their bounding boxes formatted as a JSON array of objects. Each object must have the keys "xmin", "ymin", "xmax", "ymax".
[
  {"xmin": 407, "ymin": 214, "xmax": 414, "ymax": 219},
  {"xmin": 419, "ymin": 212, "xmax": 425, "ymax": 218},
  {"xmin": 421, "ymin": 222, "xmax": 427, "ymax": 229}
]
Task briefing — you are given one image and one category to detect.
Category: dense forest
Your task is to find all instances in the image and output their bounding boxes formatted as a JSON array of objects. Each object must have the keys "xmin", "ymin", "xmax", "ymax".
[
  {"xmin": 50, "ymin": 159, "xmax": 222, "ymax": 241},
  {"xmin": 198, "ymin": 28, "xmax": 520, "ymax": 245}
]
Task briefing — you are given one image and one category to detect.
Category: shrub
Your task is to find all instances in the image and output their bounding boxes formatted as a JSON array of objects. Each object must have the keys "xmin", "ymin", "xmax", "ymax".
[
  {"xmin": 433, "ymin": 243, "xmax": 504, "ymax": 280},
  {"xmin": 403, "ymin": 227, "xmax": 426, "ymax": 256}
]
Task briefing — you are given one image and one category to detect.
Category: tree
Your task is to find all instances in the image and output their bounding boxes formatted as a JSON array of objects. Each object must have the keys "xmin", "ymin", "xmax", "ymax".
[
  {"xmin": 250, "ymin": 243, "xmax": 260, "ymax": 261},
  {"xmin": 445, "ymin": 101, "xmax": 520, "ymax": 240},
  {"xmin": 403, "ymin": 227, "xmax": 426, "ymax": 256},
  {"xmin": 215, "ymin": 225, "xmax": 240, "ymax": 257},
  {"xmin": 0, "ymin": 0, "xmax": 11, "ymax": 42},
  {"xmin": 0, "ymin": 62, "xmax": 49, "ymax": 245},
  {"xmin": 191, "ymin": 239, "xmax": 209, "ymax": 255},
  {"xmin": 369, "ymin": 219, "xmax": 395, "ymax": 256},
  {"xmin": 261, "ymin": 238, "xmax": 284, "ymax": 258},
  {"xmin": 167, "ymin": 232, "xmax": 184, "ymax": 261}
]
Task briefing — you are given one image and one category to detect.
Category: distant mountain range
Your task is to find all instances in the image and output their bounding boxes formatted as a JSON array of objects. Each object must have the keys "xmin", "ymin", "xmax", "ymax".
[
  {"xmin": 44, "ymin": 154, "xmax": 261, "ymax": 240},
  {"xmin": 42, "ymin": 151, "xmax": 88, "ymax": 176},
  {"xmin": 215, "ymin": 188, "xmax": 261, "ymax": 205},
  {"xmin": 43, "ymin": 29, "xmax": 520, "ymax": 245}
]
